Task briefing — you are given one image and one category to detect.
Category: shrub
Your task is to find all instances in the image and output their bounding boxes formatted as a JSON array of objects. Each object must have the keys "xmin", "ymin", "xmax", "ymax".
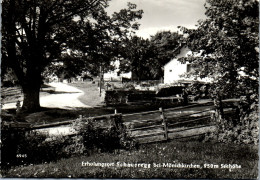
[
  {"xmin": 205, "ymin": 95, "xmax": 259, "ymax": 145},
  {"xmin": 63, "ymin": 135, "xmax": 85, "ymax": 156},
  {"xmin": 1, "ymin": 128, "xmax": 74, "ymax": 169},
  {"xmin": 186, "ymin": 82, "xmax": 210, "ymax": 100},
  {"xmin": 105, "ymin": 90, "xmax": 129, "ymax": 105},
  {"xmin": 19, "ymin": 132, "xmax": 71, "ymax": 163},
  {"xmin": 1, "ymin": 115, "xmax": 138, "ymax": 169},
  {"xmin": 1, "ymin": 128, "xmax": 24, "ymax": 168},
  {"xmin": 123, "ymin": 83, "xmax": 135, "ymax": 90},
  {"xmin": 72, "ymin": 115, "xmax": 137, "ymax": 153}
]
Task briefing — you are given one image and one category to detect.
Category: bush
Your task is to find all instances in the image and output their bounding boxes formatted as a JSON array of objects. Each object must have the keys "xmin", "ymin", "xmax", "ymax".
[
  {"xmin": 186, "ymin": 82, "xmax": 210, "ymax": 100},
  {"xmin": 1, "ymin": 115, "xmax": 138, "ymax": 169},
  {"xmin": 123, "ymin": 83, "xmax": 135, "ymax": 90},
  {"xmin": 72, "ymin": 116, "xmax": 137, "ymax": 153},
  {"xmin": 105, "ymin": 90, "xmax": 130, "ymax": 105},
  {"xmin": 205, "ymin": 95, "xmax": 259, "ymax": 145},
  {"xmin": 1, "ymin": 129, "xmax": 74, "ymax": 169}
]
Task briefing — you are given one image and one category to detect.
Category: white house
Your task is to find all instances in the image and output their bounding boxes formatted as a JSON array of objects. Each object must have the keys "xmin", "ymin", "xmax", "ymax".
[
  {"xmin": 103, "ymin": 71, "xmax": 132, "ymax": 81},
  {"xmin": 164, "ymin": 46, "xmax": 211, "ymax": 84},
  {"xmin": 103, "ymin": 60, "xmax": 131, "ymax": 81}
]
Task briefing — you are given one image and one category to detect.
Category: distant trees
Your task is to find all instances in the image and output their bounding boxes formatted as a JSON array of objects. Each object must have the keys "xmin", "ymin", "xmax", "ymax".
[
  {"xmin": 150, "ymin": 31, "xmax": 183, "ymax": 66},
  {"xmin": 119, "ymin": 31, "xmax": 183, "ymax": 80},
  {"xmin": 2, "ymin": 0, "xmax": 143, "ymax": 112},
  {"xmin": 119, "ymin": 36, "xmax": 158, "ymax": 80}
]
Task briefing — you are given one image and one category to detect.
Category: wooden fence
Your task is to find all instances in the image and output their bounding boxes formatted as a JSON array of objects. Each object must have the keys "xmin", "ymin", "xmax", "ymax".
[
  {"xmin": 2, "ymin": 114, "xmax": 121, "ymax": 131},
  {"xmin": 2, "ymin": 103, "xmax": 235, "ymax": 144},
  {"xmin": 122, "ymin": 103, "xmax": 218, "ymax": 143}
]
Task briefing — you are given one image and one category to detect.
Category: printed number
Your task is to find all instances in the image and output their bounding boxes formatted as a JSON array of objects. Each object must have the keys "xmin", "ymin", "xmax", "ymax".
[
  {"xmin": 16, "ymin": 154, "xmax": 27, "ymax": 158},
  {"xmin": 204, "ymin": 163, "xmax": 219, "ymax": 168}
]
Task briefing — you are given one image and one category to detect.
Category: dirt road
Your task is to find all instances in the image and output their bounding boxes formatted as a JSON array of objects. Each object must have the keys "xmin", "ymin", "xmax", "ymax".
[{"xmin": 2, "ymin": 82, "xmax": 91, "ymax": 109}]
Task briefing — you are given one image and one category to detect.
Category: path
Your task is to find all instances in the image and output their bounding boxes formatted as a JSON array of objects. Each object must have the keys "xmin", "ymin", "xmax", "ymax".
[{"xmin": 2, "ymin": 82, "xmax": 91, "ymax": 110}]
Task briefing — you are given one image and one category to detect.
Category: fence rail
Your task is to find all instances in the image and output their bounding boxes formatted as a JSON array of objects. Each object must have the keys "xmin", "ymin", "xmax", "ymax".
[
  {"xmin": 2, "ymin": 102, "xmax": 234, "ymax": 144},
  {"xmin": 120, "ymin": 104, "xmax": 219, "ymax": 143}
]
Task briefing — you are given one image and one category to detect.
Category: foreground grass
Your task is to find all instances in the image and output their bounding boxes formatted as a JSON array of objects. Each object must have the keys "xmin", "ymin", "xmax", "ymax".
[{"xmin": 3, "ymin": 140, "xmax": 258, "ymax": 179}]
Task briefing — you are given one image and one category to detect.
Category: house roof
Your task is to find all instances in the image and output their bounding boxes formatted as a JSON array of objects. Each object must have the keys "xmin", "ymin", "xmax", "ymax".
[
  {"xmin": 164, "ymin": 45, "xmax": 190, "ymax": 67},
  {"xmin": 163, "ymin": 43, "xmax": 187, "ymax": 66}
]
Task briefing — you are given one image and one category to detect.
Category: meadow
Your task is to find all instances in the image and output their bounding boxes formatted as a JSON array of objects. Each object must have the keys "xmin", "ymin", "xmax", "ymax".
[{"xmin": 3, "ymin": 140, "xmax": 258, "ymax": 179}]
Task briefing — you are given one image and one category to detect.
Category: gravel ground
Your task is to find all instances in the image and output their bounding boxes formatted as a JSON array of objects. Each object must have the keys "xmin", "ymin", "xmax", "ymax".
[{"xmin": 2, "ymin": 82, "xmax": 91, "ymax": 110}]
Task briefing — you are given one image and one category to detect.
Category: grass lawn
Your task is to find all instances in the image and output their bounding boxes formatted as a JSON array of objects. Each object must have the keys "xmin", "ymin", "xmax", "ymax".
[{"xmin": 3, "ymin": 140, "xmax": 258, "ymax": 179}]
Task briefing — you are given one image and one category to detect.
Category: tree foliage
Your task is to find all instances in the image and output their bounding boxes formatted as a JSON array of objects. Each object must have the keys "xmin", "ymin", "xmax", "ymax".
[
  {"xmin": 119, "ymin": 36, "xmax": 159, "ymax": 80},
  {"xmin": 118, "ymin": 31, "xmax": 182, "ymax": 80},
  {"xmin": 150, "ymin": 31, "xmax": 183, "ymax": 66},
  {"xmin": 179, "ymin": 0, "xmax": 258, "ymax": 100},
  {"xmin": 179, "ymin": 0, "xmax": 259, "ymax": 144},
  {"xmin": 2, "ymin": 0, "xmax": 143, "ymax": 112}
]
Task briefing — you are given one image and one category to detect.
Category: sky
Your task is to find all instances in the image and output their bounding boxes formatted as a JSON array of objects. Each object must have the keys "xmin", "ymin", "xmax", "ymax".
[{"xmin": 106, "ymin": 0, "xmax": 207, "ymax": 39}]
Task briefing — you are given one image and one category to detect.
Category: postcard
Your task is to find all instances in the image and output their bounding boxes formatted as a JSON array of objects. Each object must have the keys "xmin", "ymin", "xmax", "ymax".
[{"xmin": 1, "ymin": 0, "xmax": 258, "ymax": 179}]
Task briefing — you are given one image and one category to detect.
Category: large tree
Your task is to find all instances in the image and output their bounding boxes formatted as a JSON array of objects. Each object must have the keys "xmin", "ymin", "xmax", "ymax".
[
  {"xmin": 179, "ymin": 0, "xmax": 259, "ymax": 119},
  {"xmin": 2, "ymin": 0, "xmax": 143, "ymax": 112}
]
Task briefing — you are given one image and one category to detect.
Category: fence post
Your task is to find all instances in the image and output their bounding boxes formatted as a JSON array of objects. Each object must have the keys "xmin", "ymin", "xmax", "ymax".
[
  {"xmin": 159, "ymin": 107, "xmax": 168, "ymax": 140},
  {"xmin": 16, "ymin": 100, "xmax": 21, "ymax": 114},
  {"xmin": 79, "ymin": 115, "xmax": 83, "ymax": 120}
]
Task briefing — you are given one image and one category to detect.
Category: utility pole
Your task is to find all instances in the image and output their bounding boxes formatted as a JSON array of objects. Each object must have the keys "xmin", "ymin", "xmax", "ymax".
[{"xmin": 99, "ymin": 65, "xmax": 102, "ymax": 96}]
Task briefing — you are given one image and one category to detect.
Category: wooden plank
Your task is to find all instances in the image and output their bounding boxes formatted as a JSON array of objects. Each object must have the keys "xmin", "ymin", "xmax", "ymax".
[
  {"xmin": 164, "ymin": 108, "xmax": 214, "ymax": 119},
  {"xmin": 126, "ymin": 117, "xmax": 162, "ymax": 123},
  {"xmin": 123, "ymin": 112, "xmax": 161, "ymax": 122},
  {"xmin": 129, "ymin": 124, "xmax": 163, "ymax": 131},
  {"xmin": 31, "ymin": 120, "xmax": 75, "ymax": 130},
  {"xmin": 138, "ymin": 138, "xmax": 166, "ymax": 144},
  {"xmin": 90, "ymin": 113, "xmax": 120, "ymax": 120},
  {"xmin": 167, "ymin": 116, "xmax": 211, "ymax": 127},
  {"xmin": 125, "ymin": 120, "xmax": 162, "ymax": 129},
  {"xmin": 167, "ymin": 115, "xmax": 210, "ymax": 126},
  {"xmin": 165, "ymin": 105, "xmax": 215, "ymax": 114},
  {"xmin": 167, "ymin": 124, "xmax": 215, "ymax": 134},
  {"xmin": 30, "ymin": 114, "xmax": 120, "ymax": 130},
  {"xmin": 169, "ymin": 132, "xmax": 210, "ymax": 140},
  {"xmin": 165, "ymin": 107, "xmax": 232, "ymax": 122},
  {"xmin": 167, "ymin": 125, "xmax": 216, "ymax": 140},
  {"xmin": 163, "ymin": 103, "xmax": 205, "ymax": 112},
  {"xmin": 134, "ymin": 125, "xmax": 216, "ymax": 144},
  {"xmin": 133, "ymin": 131, "xmax": 165, "ymax": 138},
  {"xmin": 8, "ymin": 122, "xmax": 31, "ymax": 129},
  {"xmin": 123, "ymin": 109, "xmax": 160, "ymax": 117}
]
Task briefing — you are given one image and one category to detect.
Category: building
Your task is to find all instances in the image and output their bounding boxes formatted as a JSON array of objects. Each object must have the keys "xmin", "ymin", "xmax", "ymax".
[
  {"xmin": 103, "ymin": 60, "xmax": 132, "ymax": 82},
  {"xmin": 103, "ymin": 71, "xmax": 131, "ymax": 82},
  {"xmin": 164, "ymin": 46, "xmax": 211, "ymax": 84}
]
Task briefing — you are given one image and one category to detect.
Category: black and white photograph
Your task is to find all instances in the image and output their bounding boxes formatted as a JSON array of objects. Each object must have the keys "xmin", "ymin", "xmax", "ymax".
[{"xmin": 1, "ymin": 0, "xmax": 259, "ymax": 178}]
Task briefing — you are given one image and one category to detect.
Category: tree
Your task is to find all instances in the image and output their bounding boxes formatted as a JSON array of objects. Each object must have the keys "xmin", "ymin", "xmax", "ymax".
[
  {"xmin": 119, "ymin": 36, "xmax": 159, "ymax": 80},
  {"xmin": 2, "ymin": 0, "xmax": 143, "ymax": 112},
  {"xmin": 179, "ymin": 0, "xmax": 259, "ymax": 120},
  {"xmin": 118, "ymin": 31, "xmax": 183, "ymax": 81},
  {"xmin": 150, "ymin": 31, "xmax": 183, "ymax": 66}
]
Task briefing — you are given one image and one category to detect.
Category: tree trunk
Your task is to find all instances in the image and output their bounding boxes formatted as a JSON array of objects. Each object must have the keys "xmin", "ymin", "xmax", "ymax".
[
  {"xmin": 22, "ymin": 84, "xmax": 41, "ymax": 112},
  {"xmin": 21, "ymin": 69, "xmax": 42, "ymax": 112}
]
